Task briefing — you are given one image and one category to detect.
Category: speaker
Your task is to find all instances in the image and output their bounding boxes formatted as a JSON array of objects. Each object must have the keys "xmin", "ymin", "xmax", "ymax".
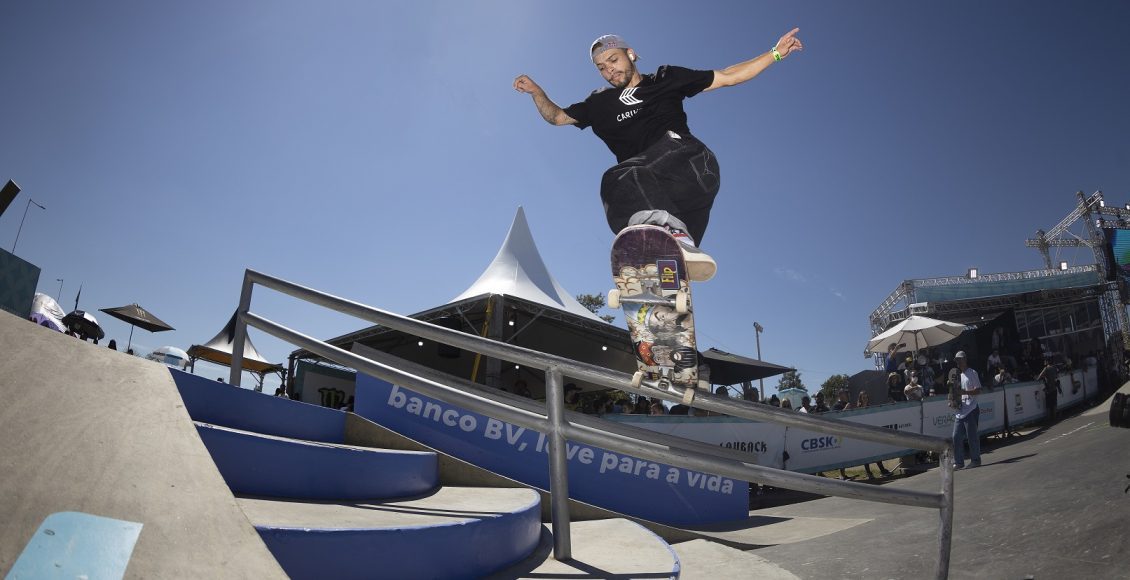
[{"xmin": 0, "ymin": 180, "xmax": 20, "ymax": 217}]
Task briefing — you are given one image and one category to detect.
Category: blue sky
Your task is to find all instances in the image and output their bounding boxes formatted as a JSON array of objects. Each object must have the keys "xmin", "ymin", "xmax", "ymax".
[{"xmin": 3, "ymin": 1, "xmax": 1128, "ymax": 391}]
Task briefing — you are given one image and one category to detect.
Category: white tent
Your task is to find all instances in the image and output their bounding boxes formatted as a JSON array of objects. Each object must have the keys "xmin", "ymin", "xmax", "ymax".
[
  {"xmin": 450, "ymin": 206, "xmax": 605, "ymax": 322},
  {"xmin": 188, "ymin": 313, "xmax": 284, "ymax": 390}
]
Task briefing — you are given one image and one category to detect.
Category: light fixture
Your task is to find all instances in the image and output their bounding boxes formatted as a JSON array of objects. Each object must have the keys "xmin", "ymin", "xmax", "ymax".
[
  {"xmin": 968, "ymin": 268, "xmax": 978, "ymax": 279},
  {"xmin": 1100, "ymin": 200, "xmax": 1106, "ymax": 207},
  {"xmin": 1059, "ymin": 261, "xmax": 1068, "ymax": 271},
  {"xmin": 514, "ymin": 364, "xmax": 520, "ymax": 370},
  {"xmin": 417, "ymin": 340, "xmax": 424, "ymax": 347},
  {"xmin": 601, "ymin": 345, "xmax": 608, "ymax": 351},
  {"xmin": 1124, "ymin": 203, "xmax": 1130, "ymax": 211}
]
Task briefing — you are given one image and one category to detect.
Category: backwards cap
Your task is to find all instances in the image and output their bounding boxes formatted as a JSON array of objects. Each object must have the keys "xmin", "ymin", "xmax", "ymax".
[{"xmin": 590, "ymin": 34, "xmax": 635, "ymax": 62}]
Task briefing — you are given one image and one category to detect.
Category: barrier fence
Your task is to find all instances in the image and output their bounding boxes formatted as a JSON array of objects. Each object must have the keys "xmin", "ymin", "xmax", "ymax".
[{"xmin": 226, "ymin": 269, "xmax": 957, "ymax": 579}]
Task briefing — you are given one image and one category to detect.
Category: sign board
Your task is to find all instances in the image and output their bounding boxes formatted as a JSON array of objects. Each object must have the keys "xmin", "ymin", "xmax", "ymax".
[{"xmin": 353, "ymin": 373, "xmax": 749, "ymax": 526}]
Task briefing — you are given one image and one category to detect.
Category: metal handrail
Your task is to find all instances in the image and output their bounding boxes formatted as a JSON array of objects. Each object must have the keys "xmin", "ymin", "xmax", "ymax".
[{"xmin": 227, "ymin": 269, "xmax": 954, "ymax": 579}]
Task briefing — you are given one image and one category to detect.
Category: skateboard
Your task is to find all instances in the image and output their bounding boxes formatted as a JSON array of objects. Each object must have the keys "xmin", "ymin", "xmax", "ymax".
[{"xmin": 608, "ymin": 225, "xmax": 708, "ymax": 402}]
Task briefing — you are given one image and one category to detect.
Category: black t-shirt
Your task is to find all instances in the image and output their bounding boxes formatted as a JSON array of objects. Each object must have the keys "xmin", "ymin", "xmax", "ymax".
[{"xmin": 563, "ymin": 65, "xmax": 714, "ymax": 163}]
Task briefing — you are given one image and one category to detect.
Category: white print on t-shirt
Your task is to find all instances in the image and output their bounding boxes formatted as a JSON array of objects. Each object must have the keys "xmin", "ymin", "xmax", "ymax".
[
  {"xmin": 617, "ymin": 108, "xmax": 640, "ymax": 122},
  {"xmin": 619, "ymin": 87, "xmax": 643, "ymax": 106}
]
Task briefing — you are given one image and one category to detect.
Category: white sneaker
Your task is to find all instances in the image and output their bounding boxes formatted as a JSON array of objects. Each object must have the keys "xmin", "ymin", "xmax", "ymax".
[{"xmin": 680, "ymin": 243, "xmax": 716, "ymax": 282}]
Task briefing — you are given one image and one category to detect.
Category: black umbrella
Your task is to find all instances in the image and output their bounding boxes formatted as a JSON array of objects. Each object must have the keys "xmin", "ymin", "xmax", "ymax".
[
  {"xmin": 99, "ymin": 303, "xmax": 174, "ymax": 351},
  {"xmin": 62, "ymin": 310, "xmax": 105, "ymax": 341},
  {"xmin": 701, "ymin": 348, "xmax": 794, "ymax": 385}
]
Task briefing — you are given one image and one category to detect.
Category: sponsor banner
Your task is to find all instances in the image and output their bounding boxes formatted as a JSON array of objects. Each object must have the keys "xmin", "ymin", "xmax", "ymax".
[
  {"xmin": 1058, "ymin": 369, "xmax": 1087, "ymax": 409},
  {"xmin": 784, "ymin": 403, "xmax": 920, "ymax": 473},
  {"xmin": 1003, "ymin": 381, "xmax": 1047, "ymax": 427},
  {"xmin": 922, "ymin": 389, "xmax": 1005, "ymax": 438},
  {"xmin": 606, "ymin": 415, "xmax": 787, "ymax": 469},
  {"xmin": 295, "ymin": 361, "xmax": 356, "ymax": 408},
  {"xmin": 353, "ymin": 373, "xmax": 748, "ymax": 526}
]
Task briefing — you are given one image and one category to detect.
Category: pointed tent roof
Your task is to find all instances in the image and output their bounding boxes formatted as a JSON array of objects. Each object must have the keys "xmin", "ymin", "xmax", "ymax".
[
  {"xmin": 451, "ymin": 207, "xmax": 603, "ymax": 322},
  {"xmin": 187, "ymin": 313, "xmax": 282, "ymax": 374}
]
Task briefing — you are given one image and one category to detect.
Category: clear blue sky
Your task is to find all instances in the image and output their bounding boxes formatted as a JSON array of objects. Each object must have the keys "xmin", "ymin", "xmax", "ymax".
[{"xmin": 3, "ymin": 1, "xmax": 1128, "ymax": 391}]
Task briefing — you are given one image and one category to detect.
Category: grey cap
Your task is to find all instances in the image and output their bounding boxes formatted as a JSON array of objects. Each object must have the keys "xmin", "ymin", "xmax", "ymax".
[
  {"xmin": 955, "ymin": 351, "xmax": 967, "ymax": 359},
  {"xmin": 590, "ymin": 34, "xmax": 633, "ymax": 62}
]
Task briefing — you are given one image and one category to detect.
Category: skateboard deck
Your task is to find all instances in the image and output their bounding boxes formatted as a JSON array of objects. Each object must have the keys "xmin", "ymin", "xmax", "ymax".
[{"xmin": 610, "ymin": 225, "xmax": 701, "ymax": 395}]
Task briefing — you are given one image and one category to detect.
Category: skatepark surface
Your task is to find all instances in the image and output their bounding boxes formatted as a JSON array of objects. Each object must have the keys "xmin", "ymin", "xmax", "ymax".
[
  {"xmin": 749, "ymin": 381, "xmax": 1130, "ymax": 579},
  {"xmin": 0, "ymin": 312, "xmax": 286, "ymax": 578},
  {"xmin": 4, "ymin": 308, "xmax": 1130, "ymax": 579}
]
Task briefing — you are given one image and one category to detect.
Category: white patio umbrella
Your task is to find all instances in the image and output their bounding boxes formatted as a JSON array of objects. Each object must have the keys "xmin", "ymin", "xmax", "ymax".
[{"xmin": 866, "ymin": 315, "xmax": 967, "ymax": 355}]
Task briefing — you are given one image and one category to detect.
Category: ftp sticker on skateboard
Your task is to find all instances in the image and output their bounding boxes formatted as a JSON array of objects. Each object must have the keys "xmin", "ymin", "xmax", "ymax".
[{"xmin": 657, "ymin": 260, "xmax": 680, "ymax": 290}]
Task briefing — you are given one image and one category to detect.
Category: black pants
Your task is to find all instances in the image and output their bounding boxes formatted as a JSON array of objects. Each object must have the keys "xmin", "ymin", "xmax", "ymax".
[
  {"xmin": 599, "ymin": 132, "xmax": 720, "ymax": 244},
  {"xmin": 1045, "ymin": 390, "xmax": 1058, "ymax": 424}
]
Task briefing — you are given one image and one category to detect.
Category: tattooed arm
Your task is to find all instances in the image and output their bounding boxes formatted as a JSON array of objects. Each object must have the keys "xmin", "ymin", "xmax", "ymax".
[{"xmin": 513, "ymin": 74, "xmax": 577, "ymax": 126}]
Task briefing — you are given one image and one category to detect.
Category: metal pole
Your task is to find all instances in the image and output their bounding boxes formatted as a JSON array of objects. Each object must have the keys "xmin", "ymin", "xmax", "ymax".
[
  {"xmin": 754, "ymin": 322, "xmax": 765, "ymax": 400},
  {"xmin": 55, "ymin": 279, "xmax": 63, "ymax": 303},
  {"xmin": 544, "ymin": 365, "xmax": 572, "ymax": 560},
  {"xmin": 228, "ymin": 273, "xmax": 254, "ymax": 387},
  {"xmin": 936, "ymin": 443, "xmax": 955, "ymax": 579},
  {"xmin": 11, "ymin": 198, "xmax": 45, "ymax": 254}
]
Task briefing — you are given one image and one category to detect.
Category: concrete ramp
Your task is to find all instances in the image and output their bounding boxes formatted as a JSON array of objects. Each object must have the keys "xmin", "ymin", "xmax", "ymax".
[{"xmin": 0, "ymin": 312, "xmax": 286, "ymax": 578}]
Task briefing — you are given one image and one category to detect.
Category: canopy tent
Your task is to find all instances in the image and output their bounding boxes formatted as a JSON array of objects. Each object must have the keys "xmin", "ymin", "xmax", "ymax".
[
  {"xmin": 291, "ymin": 207, "xmax": 791, "ymax": 399},
  {"xmin": 188, "ymin": 313, "xmax": 284, "ymax": 390},
  {"xmin": 701, "ymin": 348, "xmax": 794, "ymax": 386}
]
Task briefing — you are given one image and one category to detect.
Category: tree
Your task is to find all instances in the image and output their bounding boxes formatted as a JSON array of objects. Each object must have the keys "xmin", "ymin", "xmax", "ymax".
[
  {"xmin": 776, "ymin": 369, "xmax": 806, "ymax": 392},
  {"xmin": 576, "ymin": 292, "xmax": 616, "ymax": 323},
  {"xmin": 821, "ymin": 374, "xmax": 851, "ymax": 400}
]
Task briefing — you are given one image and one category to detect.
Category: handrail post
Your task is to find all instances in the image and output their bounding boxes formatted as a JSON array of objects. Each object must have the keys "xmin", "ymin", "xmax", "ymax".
[
  {"xmin": 228, "ymin": 273, "xmax": 254, "ymax": 387},
  {"xmin": 544, "ymin": 366, "xmax": 572, "ymax": 560},
  {"xmin": 936, "ymin": 442, "xmax": 955, "ymax": 579}
]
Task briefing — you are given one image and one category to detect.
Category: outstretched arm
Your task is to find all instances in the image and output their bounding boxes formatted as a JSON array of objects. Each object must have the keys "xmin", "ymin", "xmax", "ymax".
[
  {"xmin": 705, "ymin": 28, "xmax": 803, "ymax": 92},
  {"xmin": 513, "ymin": 74, "xmax": 577, "ymax": 126}
]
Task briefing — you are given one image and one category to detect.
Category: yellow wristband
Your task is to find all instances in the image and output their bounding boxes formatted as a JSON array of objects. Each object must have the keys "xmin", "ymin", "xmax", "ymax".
[{"xmin": 771, "ymin": 47, "xmax": 782, "ymax": 62}]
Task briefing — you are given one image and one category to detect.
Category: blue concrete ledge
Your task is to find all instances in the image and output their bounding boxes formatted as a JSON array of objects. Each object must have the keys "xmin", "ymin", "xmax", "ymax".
[
  {"xmin": 196, "ymin": 423, "xmax": 438, "ymax": 500},
  {"xmin": 256, "ymin": 492, "xmax": 542, "ymax": 580},
  {"xmin": 171, "ymin": 369, "xmax": 345, "ymax": 443}
]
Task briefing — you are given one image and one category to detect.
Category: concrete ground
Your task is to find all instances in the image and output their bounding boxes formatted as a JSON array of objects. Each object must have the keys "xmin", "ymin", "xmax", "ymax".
[
  {"xmin": 0, "ymin": 312, "xmax": 286, "ymax": 578},
  {"xmin": 749, "ymin": 385, "xmax": 1130, "ymax": 579}
]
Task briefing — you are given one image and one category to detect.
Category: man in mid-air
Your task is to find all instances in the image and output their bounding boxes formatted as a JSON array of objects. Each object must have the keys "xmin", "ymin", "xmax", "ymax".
[{"xmin": 514, "ymin": 28, "xmax": 803, "ymax": 274}]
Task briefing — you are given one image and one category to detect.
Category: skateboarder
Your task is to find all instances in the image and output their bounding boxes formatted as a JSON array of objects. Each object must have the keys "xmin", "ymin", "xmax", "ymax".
[{"xmin": 513, "ymin": 29, "xmax": 803, "ymax": 257}]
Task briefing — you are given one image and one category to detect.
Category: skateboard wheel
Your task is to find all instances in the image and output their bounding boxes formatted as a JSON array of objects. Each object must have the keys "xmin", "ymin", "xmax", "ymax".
[
  {"xmin": 631, "ymin": 371, "xmax": 644, "ymax": 389},
  {"xmin": 608, "ymin": 289, "xmax": 621, "ymax": 309},
  {"xmin": 675, "ymin": 291, "xmax": 689, "ymax": 313}
]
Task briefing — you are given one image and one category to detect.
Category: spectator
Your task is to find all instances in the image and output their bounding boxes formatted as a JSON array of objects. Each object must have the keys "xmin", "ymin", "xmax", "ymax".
[
  {"xmin": 513, "ymin": 379, "xmax": 532, "ymax": 398},
  {"xmin": 993, "ymin": 367, "xmax": 1015, "ymax": 387},
  {"xmin": 743, "ymin": 387, "xmax": 760, "ymax": 404},
  {"xmin": 768, "ymin": 394, "xmax": 780, "ymax": 407},
  {"xmin": 564, "ymin": 383, "xmax": 581, "ymax": 411},
  {"xmin": 797, "ymin": 395, "xmax": 812, "ymax": 413},
  {"xmin": 669, "ymin": 403, "xmax": 690, "ymax": 415},
  {"xmin": 107, "ymin": 339, "xmax": 117, "ymax": 351},
  {"xmin": 951, "ymin": 351, "xmax": 983, "ymax": 469},
  {"xmin": 886, "ymin": 372, "xmax": 905, "ymax": 403},
  {"xmin": 986, "ymin": 349, "xmax": 1002, "ymax": 377},
  {"xmin": 1036, "ymin": 357, "xmax": 1060, "ymax": 426},
  {"xmin": 904, "ymin": 372, "xmax": 925, "ymax": 401},
  {"xmin": 832, "ymin": 390, "xmax": 850, "ymax": 411},
  {"xmin": 856, "ymin": 391, "xmax": 892, "ymax": 478},
  {"xmin": 634, "ymin": 396, "xmax": 651, "ymax": 415},
  {"xmin": 779, "ymin": 398, "xmax": 793, "ymax": 410},
  {"xmin": 812, "ymin": 391, "xmax": 829, "ymax": 413},
  {"xmin": 649, "ymin": 400, "xmax": 666, "ymax": 415}
]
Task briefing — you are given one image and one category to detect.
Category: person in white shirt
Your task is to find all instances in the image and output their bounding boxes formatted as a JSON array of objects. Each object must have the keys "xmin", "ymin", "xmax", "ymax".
[{"xmin": 951, "ymin": 351, "xmax": 982, "ymax": 469}]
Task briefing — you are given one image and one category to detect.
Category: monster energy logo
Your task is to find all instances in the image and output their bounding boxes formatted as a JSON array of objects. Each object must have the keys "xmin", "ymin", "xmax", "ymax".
[{"xmin": 319, "ymin": 388, "xmax": 346, "ymax": 409}]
